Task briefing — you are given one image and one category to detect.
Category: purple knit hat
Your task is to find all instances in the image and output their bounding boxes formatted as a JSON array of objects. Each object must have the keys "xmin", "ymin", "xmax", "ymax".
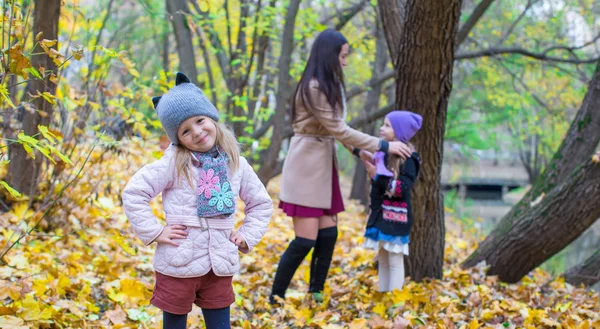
[
  {"xmin": 371, "ymin": 110, "xmax": 422, "ymax": 178},
  {"xmin": 386, "ymin": 110, "xmax": 422, "ymax": 143}
]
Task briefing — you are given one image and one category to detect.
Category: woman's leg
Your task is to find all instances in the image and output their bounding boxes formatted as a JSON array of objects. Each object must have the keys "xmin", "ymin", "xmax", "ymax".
[
  {"xmin": 378, "ymin": 248, "xmax": 390, "ymax": 292},
  {"xmin": 388, "ymin": 251, "xmax": 405, "ymax": 291},
  {"xmin": 309, "ymin": 216, "xmax": 338, "ymax": 293},
  {"xmin": 201, "ymin": 307, "xmax": 231, "ymax": 329},
  {"xmin": 163, "ymin": 311, "xmax": 187, "ymax": 329},
  {"xmin": 270, "ymin": 217, "xmax": 319, "ymax": 302}
]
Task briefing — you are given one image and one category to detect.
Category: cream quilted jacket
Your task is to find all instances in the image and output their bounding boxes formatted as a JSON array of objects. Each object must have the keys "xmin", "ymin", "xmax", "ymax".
[{"xmin": 122, "ymin": 145, "xmax": 273, "ymax": 278}]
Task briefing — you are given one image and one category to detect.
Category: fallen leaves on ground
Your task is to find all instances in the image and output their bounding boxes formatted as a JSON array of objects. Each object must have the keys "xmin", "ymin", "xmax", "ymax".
[{"xmin": 0, "ymin": 139, "xmax": 598, "ymax": 328}]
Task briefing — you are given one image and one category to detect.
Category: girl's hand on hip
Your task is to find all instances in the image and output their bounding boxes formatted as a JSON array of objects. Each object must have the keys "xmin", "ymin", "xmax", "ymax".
[
  {"xmin": 388, "ymin": 141, "xmax": 412, "ymax": 159},
  {"xmin": 230, "ymin": 231, "xmax": 248, "ymax": 250},
  {"xmin": 156, "ymin": 225, "xmax": 188, "ymax": 246}
]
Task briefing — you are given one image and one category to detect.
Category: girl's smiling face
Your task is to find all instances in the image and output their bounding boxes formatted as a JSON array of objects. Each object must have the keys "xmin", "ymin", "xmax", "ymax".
[
  {"xmin": 177, "ymin": 116, "xmax": 217, "ymax": 152},
  {"xmin": 379, "ymin": 117, "xmax": 396, "ymax": 142}
]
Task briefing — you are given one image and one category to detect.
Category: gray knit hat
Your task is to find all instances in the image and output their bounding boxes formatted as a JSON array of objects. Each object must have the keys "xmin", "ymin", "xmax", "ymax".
[{"xmin": 152, "ymin": 72, "xmax": 219, "ymax": 145}]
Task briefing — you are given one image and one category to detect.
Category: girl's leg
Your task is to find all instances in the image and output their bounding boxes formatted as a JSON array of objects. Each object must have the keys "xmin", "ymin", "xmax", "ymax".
[
  {"xmin": 163, "ymin": 311, "xmax": 187, "ymax": 329},
  {"xmin": 270, "ymin": 217, "xmax": 319, "ymax": 302},
  {"xmin": 309, "ymin": 216, "xmax": 338, "ymax": 293},
  {"xmin": 201, "ymin": 307, "xmax": 231, "ymax": 329},
  {"xmin": 388, "ymin": 251, "xmax": 405, "ymax": 291},
  {"xmin": 378, "ymin": 248, "xmax": 390, "ymax": 292}
]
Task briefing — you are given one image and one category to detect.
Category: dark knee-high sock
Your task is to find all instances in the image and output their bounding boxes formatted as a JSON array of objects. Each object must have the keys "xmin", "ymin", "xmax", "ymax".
[
  {"xmin": 202, "ymin": 307, "xmax": 230, "ymax": 329},
  {"xmin": 271, "ymin": 237, "xmax": 316, "ymax": 300},
  {"xmin": 163, "ymin": 311, "xmax": 187, "ymax": 329},
  {"xmin": 309, "ymin": 226, "xmax": 338, "ymax": 293}
]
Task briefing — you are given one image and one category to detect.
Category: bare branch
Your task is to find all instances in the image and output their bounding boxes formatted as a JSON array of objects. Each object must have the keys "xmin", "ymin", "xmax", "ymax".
[
  {"xmin": 346, "ymin": 70, "xmax": 395, "ymax": 100},
  {"xmin": 456, "ymin": 0, "xmax": 496, "ymax": 47},
  {"xmin": 319, "ymin": 0, "xmax": 368, "ymax": 30},
  {"xmin": 456, "ymin": 47, "xmax": 600, "ymax": 64}
]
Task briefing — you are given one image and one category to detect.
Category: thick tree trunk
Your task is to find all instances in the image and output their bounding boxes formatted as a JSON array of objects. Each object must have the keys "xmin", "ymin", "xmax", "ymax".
[
  {"xmin": 166, "ymin": 0, "xmax": 198, "ymax": 84},
  {"xmin": 463, "ymin": 61, "xmax": 600, "ymax": 282},
  {"xmin": 256, "ymin": 0, "xmax": 301, "ymax": 184},
  {"xmin": 466, "ymin": 159, "xmax": 600, "ymax": 283},
  {"xmin": 562, "ymin": 250, "xmax": 600, "ymax": 287},
  {"xmin": 6, "ymin": 0, "xmax": 61, "ymax": 197},
  {"xmin": 379, "ymin": 0, "xmax": 462, "ymax": 281},
  {"xmin": 350, "ymin": 27, "xmax": 388, "ymax": 205}
]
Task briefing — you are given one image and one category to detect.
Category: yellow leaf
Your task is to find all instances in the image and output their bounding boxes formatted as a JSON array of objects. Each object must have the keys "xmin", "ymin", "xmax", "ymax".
[
  {"xmin": 392, "ymin": 288, "xmax": 411, "ymax": 304},
  {"xmin": 0, "ymin": 181, "xmax": 21, "ymax": 198},
  {"xmin": 199, "ymin": 0, "xmax": 210, "ymax": 12},
  {"xmin": 0, "ymin": 85, "xmax": 15, "ymax": 109},
  {"xmin": 57, "ymin": 273, "xmax": 71, "ymax": 296},
  {"xmin": 38, "ymin": 125, "xmax": 57, "ymax": 144},
  {"xmin": 0, "ymin": 315, "xmax": 24, "ymax": 327},
  {"xmin": 468, "ymin": 319, "xmax": 480, "ymax": 329},
  {"xmin": 119, "ymin": 278, "xmax": 147, "ymax": 302},
  {"xmin": 373, "ymin": 303, "xmax": 387, "ymax": 317},
  {"xmin": 35, "ymin": 32, "xmax": 43, "ymax": 42},
  {"xmin": 349, "ymin": 318, "xmax": 369, "ymax": 329}
]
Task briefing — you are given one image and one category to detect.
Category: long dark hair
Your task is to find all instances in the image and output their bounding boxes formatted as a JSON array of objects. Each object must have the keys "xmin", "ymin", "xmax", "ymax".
[{"xmin": 292, "ymin": 29, "xmax": 348, "ymax": 121}]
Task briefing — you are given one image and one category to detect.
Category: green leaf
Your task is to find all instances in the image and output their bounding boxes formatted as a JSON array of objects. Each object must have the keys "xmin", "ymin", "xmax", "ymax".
[
  {"xmin": 46, "ymin": 144, "xmax": 74, "ymax": 166},
  {"xmin": 26, "ymin": 67, "xmax": 43, "ymax": 79},
  {"xmin": 0, "ymin": 180, "xmax": 22, "ymax": 197},
  {"xmin": 18, "ymin": 132, "xmax": 39, "ymax": 146}
]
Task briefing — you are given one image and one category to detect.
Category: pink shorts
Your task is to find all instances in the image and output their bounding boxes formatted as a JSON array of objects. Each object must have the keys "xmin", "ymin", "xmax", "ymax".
[{"xmin": 151, "ymin": 270, "xmax": 234, "ymax": 314}]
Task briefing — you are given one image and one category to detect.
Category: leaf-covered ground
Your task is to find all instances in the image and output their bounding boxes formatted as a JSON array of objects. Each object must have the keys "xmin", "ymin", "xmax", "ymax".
[{"xmin": 1, "ymin": 140, "xmax": 599, "ymax": 329}]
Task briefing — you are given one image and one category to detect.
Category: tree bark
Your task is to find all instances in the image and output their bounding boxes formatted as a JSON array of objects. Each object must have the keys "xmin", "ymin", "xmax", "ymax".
[
  {"xmin": 166, "ymin": 0, "xmax": 198, "ymax": 84},
  {"xmin": 463, "ymin": 61, "xmax": 600, "ymax": 281},
  {"xmin": 562, "ymin": 250, "xmax": 600, "ymax": 287},
  {"xmin": 350, "ymin": 26, "xmax": 388, "ymax": 205},
  {"xmin": 256, "ymin": 0, "xmax": 301, "ymax": 184},
  {"xmin": 379, "ymin": 0, "xmax": 462, "ymax": 281},
  {"xmin": 6, "ymin": 0, "xmax": 61, "ymax": 197},
  {"xmin": 464, "ymin": 159, "xmax": 600, "ymax": 283}
]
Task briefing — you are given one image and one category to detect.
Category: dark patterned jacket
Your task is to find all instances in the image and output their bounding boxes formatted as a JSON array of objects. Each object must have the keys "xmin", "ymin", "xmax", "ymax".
[{"xmin": 367, "ymin": 152, "xmax": 420, "ymax": 237}]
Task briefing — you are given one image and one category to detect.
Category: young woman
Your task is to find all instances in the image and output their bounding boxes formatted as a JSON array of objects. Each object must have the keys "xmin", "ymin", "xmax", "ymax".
[{"xmin": 270, "ymin": 29, "xmax": 411, "ymax": 304}]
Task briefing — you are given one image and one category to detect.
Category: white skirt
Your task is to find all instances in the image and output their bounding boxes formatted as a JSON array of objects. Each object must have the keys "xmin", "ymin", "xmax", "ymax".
[{"xmin": 363, "ymin": 238, "xmax": 409, "ymax": 256}]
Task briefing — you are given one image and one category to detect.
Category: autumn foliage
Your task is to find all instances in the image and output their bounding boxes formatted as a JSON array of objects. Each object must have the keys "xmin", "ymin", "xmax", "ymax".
[{"xmin": 0, "ymin": 140, "xmax": 598, "ymax": 329}]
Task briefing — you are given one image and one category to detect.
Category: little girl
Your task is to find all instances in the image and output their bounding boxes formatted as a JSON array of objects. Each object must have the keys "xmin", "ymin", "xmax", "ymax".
[
  {"xmin": 122, "ymin": 72, "xmax": 273, "ymax": 329},
  {"xmin": 361, "ymin": 111, "xmax": 422, "ymax": 292}
]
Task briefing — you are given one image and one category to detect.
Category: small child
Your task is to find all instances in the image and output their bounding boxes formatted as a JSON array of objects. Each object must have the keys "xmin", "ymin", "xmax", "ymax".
[
  {"xmin": 122, "ymin": 72, "xmax": 273, "ymax": 329},
  {"xmin": 362, "ymin": 111, "xmax": 422, "ymax": 292}
]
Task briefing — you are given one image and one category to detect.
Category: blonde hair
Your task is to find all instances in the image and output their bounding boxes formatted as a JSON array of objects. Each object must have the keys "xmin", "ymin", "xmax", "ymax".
[
  {"xmin": 386, "ymin": 142, "xmax": 415, "ymax": 180},
  {"xmin": 174, "ymin": 119, "xmax": 240, "ymax": 186}
]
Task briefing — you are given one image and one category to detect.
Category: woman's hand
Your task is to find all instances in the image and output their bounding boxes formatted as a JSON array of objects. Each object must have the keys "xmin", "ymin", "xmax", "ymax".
[
  {"xmin": 230, "ymin": 231, "xmax": 248, "ymax": 250},
  {"xmin": 155, "ymin": 225, "xmax": 188, "ymax": 246},
  {"xmin": 388, "ymin": 141, "xmax": 412, "ymax": 159}
]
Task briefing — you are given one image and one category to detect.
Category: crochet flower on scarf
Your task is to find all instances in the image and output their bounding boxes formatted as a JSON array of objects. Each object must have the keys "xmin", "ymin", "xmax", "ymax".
[
  {"xmin": 208, "ymin": 182, "xmax": 234, "ymax": 211},
  {"xmin": 197, "ymin": 168, "xmax": 220, "ymax": 198}
]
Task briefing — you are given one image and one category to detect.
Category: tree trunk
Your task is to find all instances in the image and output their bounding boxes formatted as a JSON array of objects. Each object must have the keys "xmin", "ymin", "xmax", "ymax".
[
  {"xmin": 256, "ymin": 0, "xmax": 301, "ymax": 184},
  {"xmin": 466, "ymin": 159, "xmax": 600, "ymax": 283},
  {"xmin": 350, "ymin": 26, "xmax": 388, "ymax": 206},
  {"xmin": 463, "ymin": 61, "xmax": 600, "ymax": 282},
  {"xmin": 562, "ymin": 250, "xmax": 600, "ymax": 287},
  {"xmin": 166, "ymin": 0, "xmax": 198, "ymax": 84},
  {"xmin": 378, "ymin": 0, "xmax": 462, "ymax": 281},
  {"xmin": 6, "ymin": 0, "xmax": 61, "ymax": 197}
]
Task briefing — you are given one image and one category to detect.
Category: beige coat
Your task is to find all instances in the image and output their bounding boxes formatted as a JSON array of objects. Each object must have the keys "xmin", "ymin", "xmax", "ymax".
[{"xmin": 280, "ymin": 80, "xmax": 382, "ymax": 209}]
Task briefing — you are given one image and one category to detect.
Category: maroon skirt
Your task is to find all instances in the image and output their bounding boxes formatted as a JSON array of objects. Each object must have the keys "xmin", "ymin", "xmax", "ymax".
[{"xmin": 279, "ymin": 161, "xmax": 345, "ymax": 217}]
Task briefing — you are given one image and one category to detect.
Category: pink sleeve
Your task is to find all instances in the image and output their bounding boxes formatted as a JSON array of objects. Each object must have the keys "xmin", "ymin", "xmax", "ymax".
[
  {"xmin": 122, "ymin": 156, "xmax": 175, "ymax": 246},
  {"xmin": 236, "ymin": 157, "xmax": 273, "ymax": 253}
]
